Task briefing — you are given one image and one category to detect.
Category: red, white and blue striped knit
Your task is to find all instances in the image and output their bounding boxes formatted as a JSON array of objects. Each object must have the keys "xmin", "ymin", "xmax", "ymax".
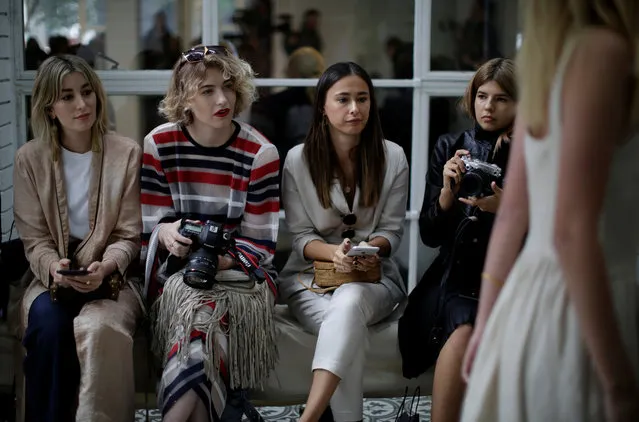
[
  {"xmin": 141, "ymin": 120, "xmax": 280, "ymax": 295},
  {"xmin": 140, "ymin": 120, "xmax": 279, "ymax": 418}
]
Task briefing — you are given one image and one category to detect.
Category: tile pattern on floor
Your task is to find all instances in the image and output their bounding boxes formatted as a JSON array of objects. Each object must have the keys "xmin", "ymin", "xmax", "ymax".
[{"xmin": 134, "ymin": 396, "xmax": 431, "ymax": 421}]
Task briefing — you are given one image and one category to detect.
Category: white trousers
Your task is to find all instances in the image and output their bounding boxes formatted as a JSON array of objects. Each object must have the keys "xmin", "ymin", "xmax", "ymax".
[{"xmin": 288, "ymin": 282, "xmax": 397, "ymax": 422}]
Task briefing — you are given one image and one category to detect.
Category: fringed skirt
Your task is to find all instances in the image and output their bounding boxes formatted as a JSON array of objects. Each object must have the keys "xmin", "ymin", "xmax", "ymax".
[{"xmin": 151, "ymin": 271, "xmax": 278, "ymax": 419}]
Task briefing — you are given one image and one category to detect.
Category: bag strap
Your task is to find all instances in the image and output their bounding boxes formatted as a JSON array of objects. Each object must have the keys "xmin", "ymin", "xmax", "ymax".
[
  {"xmin": 433, "ymin": 215, "xmax": 479, "ymax": 323},
  {"xmin": 395, "ymin": 386, "xmax": 409, "ymax": 422},
  {"xmin": 143, "ymin": 224, "xmax": 162, "ymax": 300},
  {"xmin": 409, "ymin": 386, "xmax": 421, "ymax": 416},
  {"xmin": 296, "ymin": 266, "xmax": 338, "ymax": 294}
]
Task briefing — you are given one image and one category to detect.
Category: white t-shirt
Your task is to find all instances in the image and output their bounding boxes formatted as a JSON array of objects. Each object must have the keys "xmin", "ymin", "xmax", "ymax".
[{"xmin": 61, "ymin": 148, "xmax": 92, "ymax": 240}]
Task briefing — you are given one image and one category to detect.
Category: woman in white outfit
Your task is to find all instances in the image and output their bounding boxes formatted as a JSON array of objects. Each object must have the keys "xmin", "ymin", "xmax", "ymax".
[
  {"xmin": 460, "ymin": 1, "xmax": 639, "ymax": 421},
  {"xmin": 278, "ymin": 61, "xmax": 409, "ymax": 422}
]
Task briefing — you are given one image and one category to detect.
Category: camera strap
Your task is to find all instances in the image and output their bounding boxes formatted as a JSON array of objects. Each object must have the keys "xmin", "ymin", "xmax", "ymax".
[{"xmin": 226, "ymin": 238, "xmax": 266, "ymax": 284}]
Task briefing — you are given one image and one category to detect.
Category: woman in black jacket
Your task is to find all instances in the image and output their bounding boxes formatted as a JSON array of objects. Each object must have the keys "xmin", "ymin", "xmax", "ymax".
[{"xmin": 399, "ymin": 58, "xmax": 517, "ymax": 422}]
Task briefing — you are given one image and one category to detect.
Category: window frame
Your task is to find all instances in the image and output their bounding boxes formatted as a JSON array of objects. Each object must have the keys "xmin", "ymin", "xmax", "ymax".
[{"xmin": 12, "ymin": 0, "xmax": 478, "ymax": 292}]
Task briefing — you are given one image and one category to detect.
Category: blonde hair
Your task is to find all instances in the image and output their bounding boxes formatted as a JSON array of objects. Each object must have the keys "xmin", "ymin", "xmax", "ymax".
[
  {"xmin": 159, "ymin": 46, "xmax": 258, "ymax": 124},
  {"xmin": 287, "ymin": 46, "xmax": 326, "ymax": 104},
  {"xmin": 31, "ymin": 55, "xmax": 108, "ymax": 161},
  {"xmin": 287, "ymin": 46, "xmax": 325, "ymax": 78},
  {"xmin": 518, "ymin": 0, "xmax": 639, "ymax": 134},
  {"xmin": 460, "ymin": 57, "xmax": 518, "ymax": 157}
]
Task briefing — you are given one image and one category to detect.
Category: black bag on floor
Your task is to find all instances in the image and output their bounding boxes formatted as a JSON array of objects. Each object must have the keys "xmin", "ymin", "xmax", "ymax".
[
  {"xmin": 0, "ymin": 221, "xmax": 29, "ymax": 320},
  {"xmin": 395, "ymin": 386, "xmax": 421, "ymax": 422}
]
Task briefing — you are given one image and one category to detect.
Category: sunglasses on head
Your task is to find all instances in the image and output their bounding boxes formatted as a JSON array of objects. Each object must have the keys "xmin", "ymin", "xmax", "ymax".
[
  {"xmin": 341, "ymin": 213, "xmax": 357, "ymax": 239},
  {"xmin": 182, "ymin": 45, "xmax": 230, "ymax": 63}
]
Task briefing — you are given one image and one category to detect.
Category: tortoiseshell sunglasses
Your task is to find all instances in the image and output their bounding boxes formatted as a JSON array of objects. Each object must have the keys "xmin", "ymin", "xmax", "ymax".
[{"xmin": 181, "ymin": 45, "xmax": 230, "ymax": 62}]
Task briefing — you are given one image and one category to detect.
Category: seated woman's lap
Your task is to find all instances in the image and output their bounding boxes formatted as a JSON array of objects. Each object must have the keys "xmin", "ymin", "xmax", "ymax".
[
  {"xmin": 74, "ymin": 287, "xmax": 140, "ymax": 338},
  {"xmin": 25, "ymin": 291, "xmax": 84, "ymax": 337},
  {"xmin": 443, "ymin": 294, "xmax": 478, "ymax": 341},
  {"xmin": 288, "ymin": 281, "xmax": 397, "ymax": 335},
  {"xmin": 24, "ymin": 288, "xmax": 139, "ymax": 348}
]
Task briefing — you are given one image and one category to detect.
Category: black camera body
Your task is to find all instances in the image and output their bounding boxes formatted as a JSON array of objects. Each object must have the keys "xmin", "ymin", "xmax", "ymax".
[
  {"xmin": 459, "ymin": 155, "xmax": 503, "ymax": 198},
  {"xmin": 178, "ymin": 220, "xmax": 232, "ymax": 290}
]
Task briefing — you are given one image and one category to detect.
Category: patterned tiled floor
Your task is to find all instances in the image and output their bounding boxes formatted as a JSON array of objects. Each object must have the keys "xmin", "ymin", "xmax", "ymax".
[{"xmin": 135, "ymin": 396, "xmax": 431, "ymax": 421}]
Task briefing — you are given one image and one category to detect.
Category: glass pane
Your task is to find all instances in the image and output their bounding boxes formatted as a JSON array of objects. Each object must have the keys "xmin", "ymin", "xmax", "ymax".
[
  {"xmin": 249, "ymin": 86, "xmax": 413, "ymax": 208},
  {"xmin": 219, "ymin": 0, "xmax": 415, "ymax": 79},
  {"xmin": 23, "ymin": 0, "xmax": 203, "ymax": 70},
  {"xmin": 431, "ymin": 0, "xmax": 520, "ymax": 71}
]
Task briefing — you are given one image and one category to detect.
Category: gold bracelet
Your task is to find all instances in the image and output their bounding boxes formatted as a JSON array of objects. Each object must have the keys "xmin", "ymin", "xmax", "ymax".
[{"xmin": 481, "ymin": 272, "xmax": 504, "ymax": 288}]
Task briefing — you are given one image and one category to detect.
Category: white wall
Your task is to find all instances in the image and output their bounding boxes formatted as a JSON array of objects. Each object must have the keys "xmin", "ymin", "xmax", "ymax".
[{"xmin": 0, "ymin": 0, "xmax": 16, "ymax": 242}]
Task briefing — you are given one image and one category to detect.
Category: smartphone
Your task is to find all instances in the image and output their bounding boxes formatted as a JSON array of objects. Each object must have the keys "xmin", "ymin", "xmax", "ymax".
[
  {"xmin": 346, "ymin": 246, "xmax": 380, "ymax": 257},
  {"xmin": 56, "ymin": 269, "xmax": 90, "ymax": 276}
]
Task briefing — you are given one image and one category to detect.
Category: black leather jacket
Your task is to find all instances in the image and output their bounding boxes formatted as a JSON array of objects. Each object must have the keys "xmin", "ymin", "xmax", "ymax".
[{"xmin": 418, "ymin": 125, "xmax": 511, "ymax": 292}]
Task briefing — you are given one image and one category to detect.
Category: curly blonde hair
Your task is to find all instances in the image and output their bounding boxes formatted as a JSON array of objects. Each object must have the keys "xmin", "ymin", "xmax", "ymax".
[
  {"xmin": 159, "ymin": 46, "xmax": 258, "ymax": 124},
  {"xmin": 31, "ymin": 55, "xmax": 109, "ymax": 161}
]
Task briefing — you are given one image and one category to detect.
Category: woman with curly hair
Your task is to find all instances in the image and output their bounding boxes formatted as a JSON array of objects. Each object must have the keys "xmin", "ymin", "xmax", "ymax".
[{"xmin": 141, "ymin": 45, "xmax": 280, "ymax": 421}]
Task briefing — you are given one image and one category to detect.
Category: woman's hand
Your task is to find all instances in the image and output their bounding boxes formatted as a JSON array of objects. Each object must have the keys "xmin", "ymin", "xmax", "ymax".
[
  {"xmin": 605, "ymin": 385, "xmax": 639, "ymax": 422},
  {"xmin": 461, "ymin": 325, "xmax": 484, "ymax": 383},
  {"xmin": 352, "ymin": 241, "xmax": 380, "ymax": 272},
  {"xmin": 440, "ymin": 149, "xmax": 470, "ymax": 210},
  {"xmin": 333, "ymin": 238, "xmax": 355, "ymax": 273},
  {"xmin": 66, "ymin": 260, "xmax": 117, "ymax": 293},
  {"xmin": 158, "ymin": 220, "xmax": 193, "ymax": 257},
  {"xmin": 48, "ymin": 259, "xmax": 113, "ymax": 293},
  {"xmin": 459, "ymin": 182, "xmax": 503, "ymax": 213},
  {"xmin": 50, "ymin": 258, "xmax": 73, "ymax": 288},
  {"xmin": 442, "ymin": 149, "xmax": 469, "ymax": 194}
]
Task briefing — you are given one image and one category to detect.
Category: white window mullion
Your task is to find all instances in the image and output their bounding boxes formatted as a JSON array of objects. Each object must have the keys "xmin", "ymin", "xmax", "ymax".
[
  {"xmin": 11, "ymin": 0, "xmax": 25, "ymax": 79},
  {"xmin": 202, "ymin": 0, "xmax": 219, "ymax": 45},
  {"xmin": 407, "ymin": 0, "xmax": 431, "ymax": 293}
]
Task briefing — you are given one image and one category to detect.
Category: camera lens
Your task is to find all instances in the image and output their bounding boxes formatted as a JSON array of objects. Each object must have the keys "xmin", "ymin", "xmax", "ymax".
[
  {"xmin": 182, "ymin": 248, "xmax": 218, "ymax": 289},
  {"xmin": 460, "ymin": 171, "xmax": 486, "ymax": 197}
]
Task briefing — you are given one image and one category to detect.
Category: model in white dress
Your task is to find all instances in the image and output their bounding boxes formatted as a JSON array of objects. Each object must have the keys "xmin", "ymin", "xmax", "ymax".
[{"xmin": 460, "ymin": 37, "xmax": 639, "ymax": 421}]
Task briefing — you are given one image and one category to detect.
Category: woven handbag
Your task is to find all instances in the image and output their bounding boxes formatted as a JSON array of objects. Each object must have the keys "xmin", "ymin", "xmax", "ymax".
[{"xmin": 297, "ymin": 260, "xmax": 382, "ymax": 293}]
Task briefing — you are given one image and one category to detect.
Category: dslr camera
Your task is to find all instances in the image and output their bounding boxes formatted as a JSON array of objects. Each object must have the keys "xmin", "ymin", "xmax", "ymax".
[
  {"xmin": 459, "ymin": 155, "xmax": 503, "ymax": 197},
  {"xmin": 177, "ymin": 220, "xmax": 232, "ymax": 290}
]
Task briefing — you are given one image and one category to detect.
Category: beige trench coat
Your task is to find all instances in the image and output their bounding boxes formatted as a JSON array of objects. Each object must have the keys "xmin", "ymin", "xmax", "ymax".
[{"xmin": 13, "ymin": 133, "xmax": 144, "ymax": 422}]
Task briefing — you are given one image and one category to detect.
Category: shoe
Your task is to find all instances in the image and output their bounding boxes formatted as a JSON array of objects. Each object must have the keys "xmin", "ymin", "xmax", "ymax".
[{"xmin": 298, "ymin": 405, "xmax": 335, "ymax": 422}]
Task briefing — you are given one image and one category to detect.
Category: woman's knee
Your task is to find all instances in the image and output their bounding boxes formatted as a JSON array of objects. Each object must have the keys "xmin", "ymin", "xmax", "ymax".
[
  {"xmin": 73, "ymin": 310, "xmax": 134, "ymax": 348},
  {"xmin": 440, "ymin": 324, "xmax": 473, "ymax": 358},
  {"xmin": 328, "ymin": 284, "xmax": 369, "ymax": 319},
  {"xmin": 288, "ymin": 290, "xmax": 330, "ymax": 335},
  {"xmin": 25, "ymin": 293, "xmax": 76, "ymax": 342}
]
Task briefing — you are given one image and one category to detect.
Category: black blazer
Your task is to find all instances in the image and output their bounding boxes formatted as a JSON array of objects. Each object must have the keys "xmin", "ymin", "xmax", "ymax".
[
  {"xmin": 399, "ymin": 125, "xmax": 511, "ymax": 378},
  {"xmin": 419, "ymin": 125, "xmax": 510, "ymax": 291}
]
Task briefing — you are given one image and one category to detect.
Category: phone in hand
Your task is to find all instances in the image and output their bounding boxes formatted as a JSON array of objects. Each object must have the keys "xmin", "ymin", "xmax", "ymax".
[
  {"xmin": 346, "ymin": 246, "xmax": 380, "ymax": 257},
  {"xmin": 56, "ymin": 269, "xmax": 90, "ymax": 276}
]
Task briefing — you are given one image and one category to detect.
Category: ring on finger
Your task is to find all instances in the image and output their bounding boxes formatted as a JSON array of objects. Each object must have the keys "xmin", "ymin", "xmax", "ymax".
[{"xmin": 86, "ymin": 281, "xmax": 90, "ymax": 285}]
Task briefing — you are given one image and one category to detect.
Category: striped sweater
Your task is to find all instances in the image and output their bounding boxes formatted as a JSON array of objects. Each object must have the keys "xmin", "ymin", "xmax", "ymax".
[{"xmin": 141, "ymin": 121, "xmax": 280, "ymax": 289}]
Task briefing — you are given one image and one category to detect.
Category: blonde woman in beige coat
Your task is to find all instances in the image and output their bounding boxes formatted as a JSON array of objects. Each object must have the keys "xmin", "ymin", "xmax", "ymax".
[{"xmin": 13, "ymin": 55, "xmax": 143, "ymax": 422}]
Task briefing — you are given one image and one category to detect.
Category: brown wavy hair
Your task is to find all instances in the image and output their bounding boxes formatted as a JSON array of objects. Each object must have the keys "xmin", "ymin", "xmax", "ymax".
[
  {"xmin": 159, "ymin": 45, "xmax": 258, "ymax": 124},
  {"xmin": 460, "ymin": 57, "xmax": 517, "ymax": 157},
  {"xmin": 304, "ymin": 62, "xmax": 386, "ymax": 209},
  {"xmin": 31, "ymin": 55, "xmax": 109, "ymax": 161}
]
